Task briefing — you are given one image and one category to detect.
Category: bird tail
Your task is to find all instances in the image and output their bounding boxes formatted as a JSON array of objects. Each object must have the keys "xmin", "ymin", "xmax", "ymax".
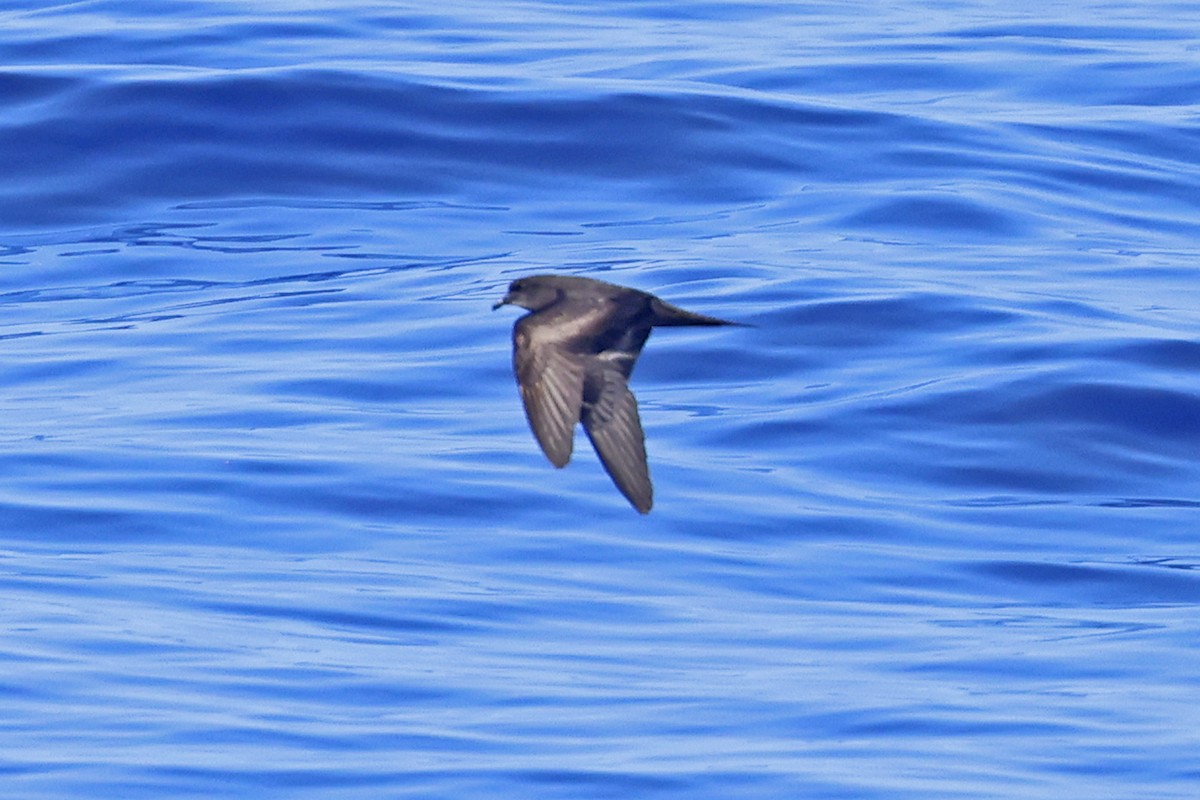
[{"xmin": 650, "ymin": 297, "xmax": 743, "ymax": 327}]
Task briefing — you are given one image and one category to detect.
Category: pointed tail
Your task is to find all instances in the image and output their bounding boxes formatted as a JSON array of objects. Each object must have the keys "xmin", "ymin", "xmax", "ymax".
[{"xmin": 650, "ymin": 297, "xmax": 745, "ymax": 327}]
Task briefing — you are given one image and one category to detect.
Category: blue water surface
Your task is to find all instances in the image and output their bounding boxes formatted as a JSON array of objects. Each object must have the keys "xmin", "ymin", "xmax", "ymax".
[{"xmin": 2, "ymin": 1, "xmax": 1199, "ymax": 798}]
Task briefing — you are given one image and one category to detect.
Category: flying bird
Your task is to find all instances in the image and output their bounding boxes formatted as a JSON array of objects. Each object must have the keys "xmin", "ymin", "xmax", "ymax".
[{"xmin": 493, "ymin": 274, "xmax": 740, "ymax": 513}]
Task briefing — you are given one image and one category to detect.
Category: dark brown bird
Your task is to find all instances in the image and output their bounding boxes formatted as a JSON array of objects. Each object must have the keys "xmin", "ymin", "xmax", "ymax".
[{"xmin": 493, "ymin": 274, "xmax": 740, "ymax": 513}]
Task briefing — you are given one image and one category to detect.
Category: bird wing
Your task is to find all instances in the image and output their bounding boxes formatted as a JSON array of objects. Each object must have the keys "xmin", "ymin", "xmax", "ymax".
[
  {"xmin": 581, "ymin": 356, "xmax": 652, "ymax": 513},
  {"xmin": 513, "ymin": 313, "xmax": 588, "ymax": 468}
]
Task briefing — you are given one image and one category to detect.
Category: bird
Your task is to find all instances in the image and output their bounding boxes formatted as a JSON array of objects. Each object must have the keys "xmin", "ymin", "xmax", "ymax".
[{"xmin": 493, "ymin": 274, "xmax": 741, "ymax": 513}]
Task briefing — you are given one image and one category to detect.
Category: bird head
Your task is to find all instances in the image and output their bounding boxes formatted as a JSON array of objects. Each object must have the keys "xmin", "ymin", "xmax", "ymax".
[{"xmin": 492, "ymin": 277, "xmax": 561, "ymax": 312}]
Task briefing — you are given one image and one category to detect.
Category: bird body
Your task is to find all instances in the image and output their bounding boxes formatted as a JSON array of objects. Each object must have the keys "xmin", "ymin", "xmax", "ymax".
[{"xmin": 494, "ymin": 275, "xmax": 739, "ymax": 513}]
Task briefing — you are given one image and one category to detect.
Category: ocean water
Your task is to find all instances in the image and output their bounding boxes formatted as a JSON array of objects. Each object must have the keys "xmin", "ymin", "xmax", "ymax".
[{"xmin": 2, "ymin": 1, "xmax": 1199, "ymax": 797}]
